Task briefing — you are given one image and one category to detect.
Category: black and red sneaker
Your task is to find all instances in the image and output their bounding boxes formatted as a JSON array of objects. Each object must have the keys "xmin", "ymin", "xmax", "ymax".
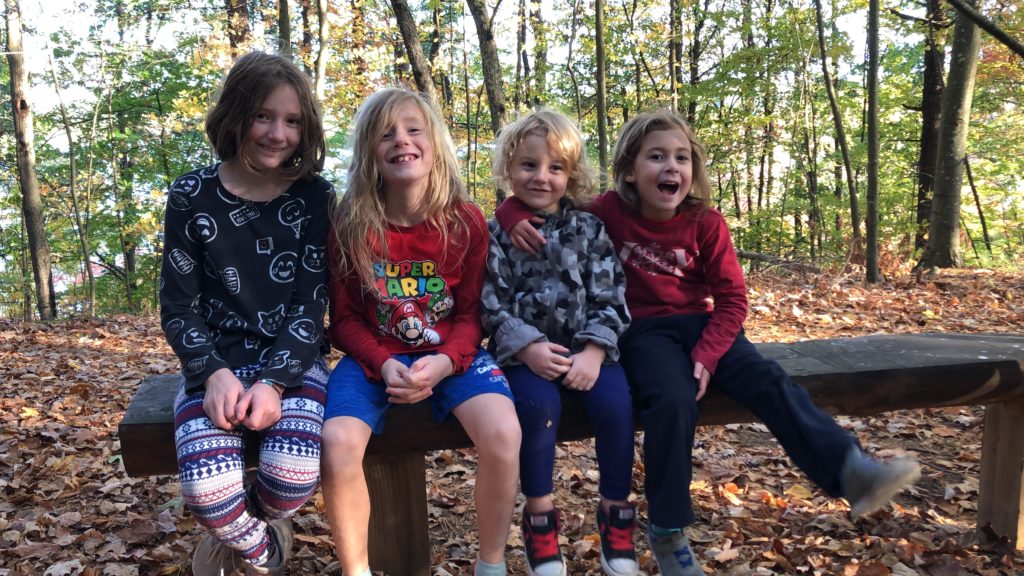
[
  {"xmin": 597, "ymin": 503, "xmax": 638, "ymax": 576},
  {"xmin": 522, "ymin": 508, "xmax": 566, "ymax": 576}
]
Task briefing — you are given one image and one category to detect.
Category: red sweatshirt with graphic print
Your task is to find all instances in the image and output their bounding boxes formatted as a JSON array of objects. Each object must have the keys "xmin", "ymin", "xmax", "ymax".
[
  {"xmin": 328, "ymin": 202, "xmax": 488, "ymax": 381},
  {"xmin": 495, "ymin": 191, "xmax": 747, "ymax": 374}
]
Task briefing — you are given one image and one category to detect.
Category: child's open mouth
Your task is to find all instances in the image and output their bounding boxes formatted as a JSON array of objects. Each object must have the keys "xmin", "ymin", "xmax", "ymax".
[
  {"xmin": 657, "ymin": 182, "xmax": 679, "ymax": 194},
  {"xmin": 391, "ymin": 154, "xmax": 417, "ymax": 163}
]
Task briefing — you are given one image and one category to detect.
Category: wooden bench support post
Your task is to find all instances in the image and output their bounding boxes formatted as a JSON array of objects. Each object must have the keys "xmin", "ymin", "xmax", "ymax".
[
  {"xmin": 978, "ymin": 400, "xmax": 1024, "ymax": 550},
  {"xmin": 366, "ymin": 452, "xmax": 431, "ymax": 576}
]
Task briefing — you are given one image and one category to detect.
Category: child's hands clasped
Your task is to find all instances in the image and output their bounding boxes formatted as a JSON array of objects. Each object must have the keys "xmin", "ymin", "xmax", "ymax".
[
  {"xmin": 203, "ymin": 368, "xmax": 283, "ymax": 432},
  {"xmin": 517, "ymin": 341, "xmax": 572, "ymax": 380},
  {"xmin": 563, "ymin": 344, "xmax": 606, "ymax": 391},
  {"xmin": 383, "ymin": 354, "xmax": 454, "ymax": 404}
]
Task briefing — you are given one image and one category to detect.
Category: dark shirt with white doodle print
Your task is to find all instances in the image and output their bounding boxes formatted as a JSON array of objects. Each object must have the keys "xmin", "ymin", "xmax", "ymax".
[{"xmin": 159, "ymin": 163, "xmax": 335, "ymax": 392}]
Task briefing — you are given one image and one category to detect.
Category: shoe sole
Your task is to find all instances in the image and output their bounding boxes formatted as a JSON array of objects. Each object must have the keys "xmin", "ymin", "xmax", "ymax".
[
  {"xmin": 851, "ymin": 461, "xmax": 922, "ymax": 518},
  {"xmin": 600, "ymin": 552, "xmax": 639, "ymax": 576},
  {"xmin": 526, "ymin": 560, "xmax": 567, "ymax": 576}
]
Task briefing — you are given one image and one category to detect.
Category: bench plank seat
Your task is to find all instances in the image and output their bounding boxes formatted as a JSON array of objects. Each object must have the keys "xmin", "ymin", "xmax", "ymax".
[{"xmin": 119, "ymin": 333, "xmax": 1024, "ymax": 574}]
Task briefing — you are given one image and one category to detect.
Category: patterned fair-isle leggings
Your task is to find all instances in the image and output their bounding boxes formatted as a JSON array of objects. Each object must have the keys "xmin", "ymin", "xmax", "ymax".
[{"xmin": 173, "ymin": 359, "xmax": 327, "ymax": 566}]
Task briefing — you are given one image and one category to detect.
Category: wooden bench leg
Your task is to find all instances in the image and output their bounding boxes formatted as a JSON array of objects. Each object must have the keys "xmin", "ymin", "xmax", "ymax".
[
  {"xmin": 978, "ymin": 401, "xmax": 1024, "ymax": 550},
  {"xmin": 366, "ymin": 452, "xmax": 431, "ymax": 575}
]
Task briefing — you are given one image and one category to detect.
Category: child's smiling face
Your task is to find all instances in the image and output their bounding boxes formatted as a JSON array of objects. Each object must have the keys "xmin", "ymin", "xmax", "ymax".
[
  {"xmin": 508, "ymin": 133, "xmax": 569, "ymax": 214},
  {"xmin": 624, "ymin": 128, "xmax": 693, "ymax": 221}
]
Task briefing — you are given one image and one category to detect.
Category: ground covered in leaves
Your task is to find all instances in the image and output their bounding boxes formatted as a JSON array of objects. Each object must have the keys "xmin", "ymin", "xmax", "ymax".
[{"xmin": 1, "ymin": 269, "xmax": 1023, "ymax": 575}]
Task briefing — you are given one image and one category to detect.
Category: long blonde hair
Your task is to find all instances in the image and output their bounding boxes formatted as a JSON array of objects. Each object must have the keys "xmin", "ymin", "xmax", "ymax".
[
  {"xmin": 612, "ymin": 110, "xmax": 712, "ymax": 213},
  {"xmin": 333, "ymin": 87, "xmax": 471, "ymax": 291},
  {"xmin": 492, "ymin": 109, "xmax": 596, "ymax": 209}
]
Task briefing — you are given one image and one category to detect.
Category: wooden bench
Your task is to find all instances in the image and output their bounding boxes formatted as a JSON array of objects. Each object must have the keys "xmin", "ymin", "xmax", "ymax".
[{"xmin": 119, "ymin": 333, "xmax": 1024, "ymax": 575}]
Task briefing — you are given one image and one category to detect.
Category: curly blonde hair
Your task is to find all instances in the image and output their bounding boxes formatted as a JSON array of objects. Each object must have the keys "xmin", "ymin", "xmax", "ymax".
[
  {"xmin": 612, "ymin": 109, "xmax": 711, "ymax": 213},
  {"xmin": 492, "ymin": 109, "xmax": 596, "ymax": 209},
  {"xmin": 332, "ymin": 87, "xmax": 471, "ymax": 291}
]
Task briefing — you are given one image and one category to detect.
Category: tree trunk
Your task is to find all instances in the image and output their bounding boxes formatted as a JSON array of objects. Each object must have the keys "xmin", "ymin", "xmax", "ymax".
[
  {"xmin": 278, "ymin": 0, "xmax": 291, "ymax": 58},
  {"xmin": 964, "ymin": 157, "xmax": 991, "ymax": 253},
  {"xmin": 464, "ymin": 0, "xmax": 507, "ymax": 135},
  {"xmin": 315, "ymin": 0, "xmax": 329, "ymax": 100},
  {"xmin": 530, "ymin": 0, "xmax": 547, "ymax": 106},
  {"xmin": 919, "ymin": 5, "xmax": 980, "ymax": 269},
  {"xmin": 514, "ymin": 0, "xmax": 526, "ymax": 109},
  {"xmin": 866, "ymin": 0, "xmax": 880, "ymax": 282},
  {"xmin": 565, "ymin": 0, "xmax": 583, "ymax": 121},
  {"xmin": 915, "ymin": 0, "xmax": 946, "ymax": 253},
  {"xmin": 225, "ymin": 0, "xmax": 251, "ymax": 56},
  {"xmin": 669, "ymin": 0, "xmax": 681, "ymax": 111},
  {"xmin": 299, "ymin": 0, "xmax": 313, "ymax": 73},
  {"xmin": 595, "ymin": 0, "xmax": 609, "ymax": 186},
  {"xmin": 49, "ymin": 54, "xmax": 94, "ymax": 316},
  {"xmin": 390, "ymin": 0, "xmax": 440, "ymax": 109},
  {"xmin": 7, "ymin": 0, "xmax": 56, "ymax": 320},
  {"xmin": 813, "ymin": 0, "xmax": 861, "ymax": 245}
]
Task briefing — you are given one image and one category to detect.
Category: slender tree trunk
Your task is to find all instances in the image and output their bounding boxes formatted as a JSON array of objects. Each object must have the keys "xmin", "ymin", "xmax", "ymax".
[
  {"xmin": 464, "ymin": 0, "xmax": 507, "ymax": 135},
  {"xmin": 313, "ymin": 0, "xmax": 330, "ymax": 99},
  {"xmin": 390, "ymin": 0, "xmax": 440, "ymax": 108},
  {"xmin": 299, "ymin": 0, "xmax": 312, "ymax": 73},
  {"xmin": 915, "ymin": 0, "xmax": 945, "ymax": 253},
  {"xmin": 7, "ymin": 0, "xmax": 56, "ymax": 320},
  {"xmin": 813, "ymin": 0, "xmax": 861, "ymax": 246},
  {"xmin": 669, "ymin": 0, "xmax": 680, "ymax": 111},
  {"xmin": 919, "ymin": 5, "xmax": 980, "ymax": 269},
  {"xmin": 866, "ymin": 0, "xmax": 880, "ymax": 282},
  {"xmin": 595, "ymin": 0, "xmax": 609, "ymax": 186},
  {"xmin": 225, "ymin": 0, "xmax": 251, "ymax": 56},
  {"xmin": 530, "ymin": 0, "xmax": 547, "ymax": 106},
  {"xmin": 963, "ymin": 157, "xmax": 991, "ymax": 253},
  {"xmin": 565, "ymin": 0, "xmax": 582, "ymax": 121},
  {"xmin": 515, "ymin": 0, "xmax": 527, "ymax": 109},
  {"xmin": 278, "ymin": 0, "xmax": 291, "ymax": 58},
  {"xmin": 49, "ymin": 55, "xmax": 94, "ymax": 316}
]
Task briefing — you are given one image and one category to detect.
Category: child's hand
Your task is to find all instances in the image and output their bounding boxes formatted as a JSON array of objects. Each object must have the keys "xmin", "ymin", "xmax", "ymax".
[
  {"xmin": 203, "ymin": 368, "xmax": 246, "ymax": 430},
  {"xmin": 235, "ymin": 383, "xmax": 283, "ymax": 431},
  {"xmin": 693, "ymin": 361, "xmax": 710, "ymax": 400},
  {"xmin": 517, "ymin": 342, "xmax": 572, "ymax": 380},
  {"xmin": 508, "ymin": 218, "xmax": 547, "ymax": 254},
  {"xmin": 382, "ymin": 358, "xmax": 432, "ymax": 404},
  {"xmin": 563, "ymin": 344, "xmax": 606, "ymax": 391},
  {"xmin": 406, "ymin": 354, "xmax": 454, "ymax": 390}
]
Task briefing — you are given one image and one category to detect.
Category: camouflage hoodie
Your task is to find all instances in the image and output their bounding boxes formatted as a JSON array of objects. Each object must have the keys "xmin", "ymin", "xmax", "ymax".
[{"xmin": 481, "ymin": 201, "xmax": 631, "ymax": 367}]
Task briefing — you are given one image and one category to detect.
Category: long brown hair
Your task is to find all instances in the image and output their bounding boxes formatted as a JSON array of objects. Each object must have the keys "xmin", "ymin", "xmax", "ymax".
[{"xmin": 205, "ymin": 51, "xmax": 325, "ymax": 180}]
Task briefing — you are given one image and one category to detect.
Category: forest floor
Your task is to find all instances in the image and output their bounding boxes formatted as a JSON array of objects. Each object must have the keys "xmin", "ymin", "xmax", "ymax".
[{"xmin": 1, "ymin": 268, "xmax": 1023, "ymax": 576}]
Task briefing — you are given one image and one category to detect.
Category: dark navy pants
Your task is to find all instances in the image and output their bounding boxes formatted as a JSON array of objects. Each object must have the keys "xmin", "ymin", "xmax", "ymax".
[
  {"xmin": 620, "ymin": 314, "xmax": 857, "ymax": 529},
  {"xmin": 506, "ymin": 363, "xmax": 634, "ymax": 501}
]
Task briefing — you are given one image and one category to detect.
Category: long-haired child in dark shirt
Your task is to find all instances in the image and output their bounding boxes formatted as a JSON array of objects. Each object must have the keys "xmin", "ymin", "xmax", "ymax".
[
  {"xmin": 496, "ymin": 109, "xmax": 920, "ymax": 576},
  {"xmin": 160, "ymin": 51, "xmax": 333, "ymax": 576}
]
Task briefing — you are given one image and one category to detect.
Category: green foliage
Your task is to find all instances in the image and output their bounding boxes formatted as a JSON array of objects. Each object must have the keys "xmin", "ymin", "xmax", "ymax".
[{"xmin": 3, "ymin": 0, "xmax": 1023, "ymax": 319}]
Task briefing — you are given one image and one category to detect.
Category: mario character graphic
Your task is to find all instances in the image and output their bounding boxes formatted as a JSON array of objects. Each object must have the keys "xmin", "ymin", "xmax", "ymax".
[{"xmin": 373, "ymin": 258, "xmax": 452, "ymax": 347}]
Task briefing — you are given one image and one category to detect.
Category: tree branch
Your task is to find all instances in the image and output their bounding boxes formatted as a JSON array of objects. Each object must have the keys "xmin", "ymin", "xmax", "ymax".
[{"xmin": 943, "ymin": 0, "xmax": 1024, "ymax": 59}]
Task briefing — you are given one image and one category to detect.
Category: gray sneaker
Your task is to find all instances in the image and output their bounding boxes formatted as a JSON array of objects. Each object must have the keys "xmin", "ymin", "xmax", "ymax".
[
  {"xmin": 192, "ymin": 532, "xmax": 243, "ymax": 576},
  {"xmin": 647, "ymin": 530, "xmax": 706, "ymax": 576},
  {"xmin": 243, "ymin": 518, "xmax": 294, "ymax": 576},
  {"xmin": 840, "ymin": 447, "xmax": 921, "ymax": 518}
]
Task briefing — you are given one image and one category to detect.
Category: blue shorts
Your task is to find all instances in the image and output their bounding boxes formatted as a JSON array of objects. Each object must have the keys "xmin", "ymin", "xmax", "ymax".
[{"xmin": 324, "ymin": 347, "xmax": 512, "ymax": 434}]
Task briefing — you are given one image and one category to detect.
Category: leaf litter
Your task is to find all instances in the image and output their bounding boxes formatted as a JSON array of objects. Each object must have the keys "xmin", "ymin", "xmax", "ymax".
[{"xmin": 0, "ymin": 269, "xmax": 1022, "ymax": 575}]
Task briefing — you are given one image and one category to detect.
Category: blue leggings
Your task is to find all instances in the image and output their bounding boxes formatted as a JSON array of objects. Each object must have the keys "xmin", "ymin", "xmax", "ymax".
[
  {"xmin": 174, "ymin": 359, "xmax": 327, "ymax": 566},
  {"xmin": 506, "ymin": 363, "xmax": 634, "ymax": 501}
]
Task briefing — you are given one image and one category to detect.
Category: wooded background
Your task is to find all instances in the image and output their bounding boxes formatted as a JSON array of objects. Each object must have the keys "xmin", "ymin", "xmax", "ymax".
[{"xmin": 2, "ymin": 0, "xmax": 1022, "ymax": 321}]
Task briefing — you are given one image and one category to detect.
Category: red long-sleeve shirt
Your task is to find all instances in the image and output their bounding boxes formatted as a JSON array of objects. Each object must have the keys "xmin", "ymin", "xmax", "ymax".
[
  {"xmin": 329, "ymin": 203, "xmax": 488, "ymax": 380},
  {"xmin": 496, "ymin": 191, "xmax": 747, "ymax": 374}
]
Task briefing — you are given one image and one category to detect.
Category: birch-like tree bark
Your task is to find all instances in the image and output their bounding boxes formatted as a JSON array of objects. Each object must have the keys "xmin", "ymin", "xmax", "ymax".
[{"xmin": 390, "ymin": 0, "xmax": 440, "ymax": 109}]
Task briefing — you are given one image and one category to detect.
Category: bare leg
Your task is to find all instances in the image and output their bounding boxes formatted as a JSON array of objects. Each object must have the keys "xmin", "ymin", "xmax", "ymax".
[
  {"xmin": 452, "ymin": 393, "xmax": 522, "ymax": 565},
  {"xmin": 321, "ymin": 416, "xmax": 373, "ymax": 575}
]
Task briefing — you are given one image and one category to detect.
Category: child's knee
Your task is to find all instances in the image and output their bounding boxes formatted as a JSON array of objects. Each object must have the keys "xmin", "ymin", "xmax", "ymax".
[
  {"xmin": 477, "ymin": 418, "xmax": 522, "ymax": 463},
  {"xmin": 321, "ymin": 418, "xmax": 369, "ymax": 469}
]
